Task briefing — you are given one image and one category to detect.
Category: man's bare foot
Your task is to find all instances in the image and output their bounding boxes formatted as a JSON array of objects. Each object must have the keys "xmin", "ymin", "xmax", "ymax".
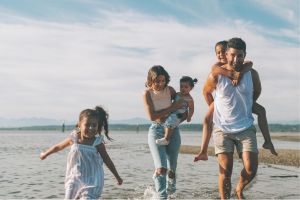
[
  {"xmin": 194, "ymin": 152, "xmax": 208, "ymax": 162},
  {"xmin": 235, "ymin": 188, "xmax": 245, "ymax": 199},
  {"xmin": 263, "ymin": 142, "xmax": 278, "ymax": 156}
]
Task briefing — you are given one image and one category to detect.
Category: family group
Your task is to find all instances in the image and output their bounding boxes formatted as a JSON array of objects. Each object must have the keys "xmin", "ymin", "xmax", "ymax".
[{"xmin": 40, "ymin": 37, "xmax": 277, "ymax": 200}]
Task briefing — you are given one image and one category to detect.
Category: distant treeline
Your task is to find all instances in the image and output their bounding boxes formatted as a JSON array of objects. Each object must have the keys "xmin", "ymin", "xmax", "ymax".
[{"xmin": 0, "ymin": 123, "xmax": 299, "ymax": 132}]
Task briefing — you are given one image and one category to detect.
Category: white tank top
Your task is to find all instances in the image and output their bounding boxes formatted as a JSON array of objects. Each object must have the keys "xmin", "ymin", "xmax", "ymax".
[
  {"xmin": 149, "ymin": 86, "xmax": 172, "ymax": 111},
  {"xmin": 213, "ymin": 71, "xmax": 254, "ymax": 133}
]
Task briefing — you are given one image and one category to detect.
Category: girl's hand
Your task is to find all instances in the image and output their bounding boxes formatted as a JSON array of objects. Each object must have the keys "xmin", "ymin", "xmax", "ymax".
[
  {"xmin": 187, "ymin": 117, "xmax": 191, "ymax": 122},
  {"xmin": 231, "ymin": 79, "xmax": 239, "ymax": 86},
  {"xmin": 39, "ymin": 152, "xmax": 47, "ymax": 160},
  {"xmin": 233, "ymin": 71, "xmax": 241, "ymax": 80},
  {"xmin": 117, "ymin": 177, "xmax": 123, "ymax": 185}
]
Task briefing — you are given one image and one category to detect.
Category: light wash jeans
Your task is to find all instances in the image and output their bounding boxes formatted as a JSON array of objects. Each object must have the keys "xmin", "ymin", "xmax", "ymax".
[{"xmin": 148, "ymin": 122, "xmax": 181, "ymax": 199}]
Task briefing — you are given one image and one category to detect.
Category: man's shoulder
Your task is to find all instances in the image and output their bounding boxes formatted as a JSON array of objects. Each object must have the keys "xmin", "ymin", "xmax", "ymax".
[{"xmin": 250, "ymin": 68, "xmax": 259, "ymax": 78}]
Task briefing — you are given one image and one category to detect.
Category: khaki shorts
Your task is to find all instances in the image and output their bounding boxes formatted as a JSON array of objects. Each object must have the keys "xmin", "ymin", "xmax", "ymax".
[{"xmin": 213, "ymin": 125, "xmax": 258, "ymax": 156}]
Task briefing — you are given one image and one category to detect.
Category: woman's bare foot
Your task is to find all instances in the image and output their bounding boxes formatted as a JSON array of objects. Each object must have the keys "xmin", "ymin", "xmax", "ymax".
[
  {"xmin": 194, "ymin": 152, "xmax": 208, "ymax": 162},
  {"xmin": 263, "ymin": 142, "xmax": 278, "ymax": 156}
]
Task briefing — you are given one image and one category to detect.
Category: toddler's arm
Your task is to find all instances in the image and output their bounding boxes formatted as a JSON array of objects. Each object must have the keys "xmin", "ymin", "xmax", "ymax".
[
  {"xmin": 39, "ymin": 138, "xmax": 72, "ymax": 160},
  {"xmin": 186, "ymin": 97, "xmax": 194, "ymax": 122},
  {"xmin": 97, "ymin": 143, "xmax": 123, "ymax": 185}
]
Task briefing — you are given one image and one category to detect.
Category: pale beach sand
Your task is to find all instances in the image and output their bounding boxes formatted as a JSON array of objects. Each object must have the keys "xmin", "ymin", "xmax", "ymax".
[{"xmin": 180, "ymin": 132, "xmax": 300, "ymax": 168}]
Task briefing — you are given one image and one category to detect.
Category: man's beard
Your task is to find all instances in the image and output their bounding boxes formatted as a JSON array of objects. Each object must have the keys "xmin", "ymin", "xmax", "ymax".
[{"xmin": 233, "ymin": 63, "xmax": 243, "ymax": 72}]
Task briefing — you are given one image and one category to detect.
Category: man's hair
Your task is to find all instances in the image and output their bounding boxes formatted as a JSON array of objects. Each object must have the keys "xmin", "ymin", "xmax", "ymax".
[{"xmin": 227, "ymin": 38, "xmax": 246, "ymax": 53}]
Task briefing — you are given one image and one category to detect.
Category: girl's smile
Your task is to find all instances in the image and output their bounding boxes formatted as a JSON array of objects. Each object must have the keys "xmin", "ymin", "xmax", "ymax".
[{"xmin": 79, "ymin": 117, "xmax": 99, "ymax": 139}]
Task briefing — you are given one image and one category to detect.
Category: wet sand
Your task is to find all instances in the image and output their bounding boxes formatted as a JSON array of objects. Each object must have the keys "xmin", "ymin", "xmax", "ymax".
[
  {"xmin": 180, "ymin": 145, "xmax": 300, "ymax": 167},
  {"xmin": 272, "ymin": 134, "xmax": 300, "ymax": 142}
]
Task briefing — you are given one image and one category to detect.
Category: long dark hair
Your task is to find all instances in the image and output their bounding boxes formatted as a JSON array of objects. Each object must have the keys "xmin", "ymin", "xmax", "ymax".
[{"xmin": 78, "ymin": 106, "xmax": 112, "ymax": 140}]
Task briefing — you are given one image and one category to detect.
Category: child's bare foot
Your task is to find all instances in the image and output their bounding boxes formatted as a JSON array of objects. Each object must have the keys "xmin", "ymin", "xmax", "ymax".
[
  {"xmin": 263, "ymin": 142, "xmax": 278, "ymax": 156},
  {"xmin": 156, "ymin": 138, "xmax": 169, "ymax": 145},
  {"xmin": 194, "ymin": 152, "xmax": 208, "ymax": 162}
]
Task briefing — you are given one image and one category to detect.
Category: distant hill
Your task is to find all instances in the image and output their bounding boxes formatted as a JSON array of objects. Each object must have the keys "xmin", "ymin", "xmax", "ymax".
[
  {"xmin": 110, "ymin": 117, "xmax": 150, "ymax": 125},
  {"xmin": 1, "ymin": 123, "xmax": 299, "ymax": 132}
]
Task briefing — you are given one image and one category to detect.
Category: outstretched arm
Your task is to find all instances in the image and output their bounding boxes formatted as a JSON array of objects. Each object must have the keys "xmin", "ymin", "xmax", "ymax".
[
  {"xmin": 40, "ymin": 138, "xmax": 72, "ymax": 160},
  {"xmin": 97, "ymin": 143, "xmax": 123, "ymax": 185}
]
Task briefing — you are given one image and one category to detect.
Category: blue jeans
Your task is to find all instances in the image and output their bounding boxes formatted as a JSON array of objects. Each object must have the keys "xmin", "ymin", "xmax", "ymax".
[{"xmin": 148, "ymin": 122, "xmax": 181, "ymax": 199}]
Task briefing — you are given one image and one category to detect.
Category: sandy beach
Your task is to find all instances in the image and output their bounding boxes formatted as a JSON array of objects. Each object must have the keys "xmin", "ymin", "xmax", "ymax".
[
  {"xmin": 271, "ymin": 134, "xmax": 300, "ymax": 142},
  {"xmin": 0, "ymin": 131, "xmax": 299, "ymax": 199},
  {"xmin": 180, "ymin": 133, "xmax": 300, "ymax": 167}
]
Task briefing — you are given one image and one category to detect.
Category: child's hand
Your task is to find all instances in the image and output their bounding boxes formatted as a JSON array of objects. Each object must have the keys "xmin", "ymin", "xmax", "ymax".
[
  {"xmin": 187, "ymin": 117, "xmax": 191, "ymax": 122},
  {"xmin": 39, "ymin": 152, "xmax": 47, "ymax": 160},
  {"xmin": 117, "ymin": 177, "xmax": 123, "ymax": 185},
  {"xmin": 233, "ymin": 71, "xmax": 241, "ymax": 80},
  {"xmin": 231, "ymin": 79, "xmax": 239, "ymax": 86}
]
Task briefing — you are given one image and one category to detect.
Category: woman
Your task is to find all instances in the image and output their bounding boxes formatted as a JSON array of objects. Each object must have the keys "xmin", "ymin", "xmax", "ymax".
[{"xmin": 143, "ymin": 65, "xmax": 185, "ymax": 199}]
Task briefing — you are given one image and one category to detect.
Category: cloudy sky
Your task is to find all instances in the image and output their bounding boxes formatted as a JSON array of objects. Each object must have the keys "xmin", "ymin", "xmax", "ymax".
[{"xmin": 0, "ymin": 0, "xmax": 299, "ymax": 123}]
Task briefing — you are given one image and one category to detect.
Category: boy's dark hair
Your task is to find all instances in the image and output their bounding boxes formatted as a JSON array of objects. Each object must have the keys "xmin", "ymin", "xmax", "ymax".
[
  {"xmin": 78, "ymin": 106, "xmax": 112, "ymax": 141},
  {"xmin": 146, "ymin": 65, "xmax": 170, "ymax": 88},
  {"xmin": 227, "ymin": 38, "xmax": 246, "ymax": 53},
  {"xmin": 180, "ymin": 76, "xmax": 198, "ymax": 88},
  {"xmin": 215, "ymin": 40, "xmax": 228, "ymax": 51}
]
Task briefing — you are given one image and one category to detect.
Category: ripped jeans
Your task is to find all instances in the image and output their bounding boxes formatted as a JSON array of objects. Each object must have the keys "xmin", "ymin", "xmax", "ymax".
[{"xmin": 148, "ymin": 122, "xmax": 181, "ymax": 199}]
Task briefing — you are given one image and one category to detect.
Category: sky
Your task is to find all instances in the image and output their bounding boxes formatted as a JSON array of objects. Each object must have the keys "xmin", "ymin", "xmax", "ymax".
[{"xmin": 0, "ymin": 0, "xmax": 299, "ymax": 124}]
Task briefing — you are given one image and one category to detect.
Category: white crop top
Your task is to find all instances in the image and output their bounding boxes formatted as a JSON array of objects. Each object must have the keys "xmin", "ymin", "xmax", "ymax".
[{"xmin": 149, "ymin": 86, "xmax": 172, "ymax": 111}]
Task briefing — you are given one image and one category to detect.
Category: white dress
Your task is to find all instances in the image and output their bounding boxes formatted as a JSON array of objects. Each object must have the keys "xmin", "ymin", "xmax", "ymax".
[{"xmin": 64, "ymin": 131, "xmax": 104, "ymax": 199}]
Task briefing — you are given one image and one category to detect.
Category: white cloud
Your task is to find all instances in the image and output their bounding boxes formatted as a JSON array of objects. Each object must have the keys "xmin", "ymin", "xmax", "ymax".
[
  {"xmin": 253, "ymin": 0, "xmax": 299, "ymax": 25},
  {"xmin": 0, "ymin": 8, "xmax": 299, "ymax": 123}
]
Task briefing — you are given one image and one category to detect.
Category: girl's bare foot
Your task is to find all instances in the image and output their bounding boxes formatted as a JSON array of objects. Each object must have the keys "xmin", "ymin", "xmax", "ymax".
[
  {"xmin": 263, "ymin": 142, "xmax": 278, "ymax": 156},
  {"xmin": 194, "ymin": 152, "xmax": 208, "ymax": 162}
]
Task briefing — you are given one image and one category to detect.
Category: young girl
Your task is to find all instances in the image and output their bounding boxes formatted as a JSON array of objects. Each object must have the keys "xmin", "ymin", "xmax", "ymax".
[
  {"xmin": 156, "ymin": 76, "xmax": 197, "ymax": 145},
  {"xmin": 40, "ymin": 106, "xmax": 123, "ymax": 199},
  {"xmin": 143, "ymin": 65, "xmax": 185, "ymax": 199},
  {"xmin": 194, "ymin": 41, "xmax": 277, "ymax": 162}
]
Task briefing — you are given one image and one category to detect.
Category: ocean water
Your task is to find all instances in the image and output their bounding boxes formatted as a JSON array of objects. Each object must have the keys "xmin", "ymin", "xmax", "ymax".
[{"xmin": 0, "ymin": 130, "xmax": 299, "ymax": 199}]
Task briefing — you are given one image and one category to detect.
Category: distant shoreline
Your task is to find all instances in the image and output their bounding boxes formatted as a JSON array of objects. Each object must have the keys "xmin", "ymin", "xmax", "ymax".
[{"xmin": 0, "ymin": 123, "xmax": 299, "ymax": 132}]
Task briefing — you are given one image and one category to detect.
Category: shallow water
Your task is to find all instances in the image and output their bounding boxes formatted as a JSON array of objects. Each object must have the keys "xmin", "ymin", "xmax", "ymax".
[{"xmin": 0, "ymin": 130, "xmax": 299, "ymax": 199}]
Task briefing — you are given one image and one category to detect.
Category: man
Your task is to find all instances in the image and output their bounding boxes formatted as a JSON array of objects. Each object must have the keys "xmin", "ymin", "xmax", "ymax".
[{"xmin": 203, "ymin": 38, "xmax": 261, "ymax": 199}]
